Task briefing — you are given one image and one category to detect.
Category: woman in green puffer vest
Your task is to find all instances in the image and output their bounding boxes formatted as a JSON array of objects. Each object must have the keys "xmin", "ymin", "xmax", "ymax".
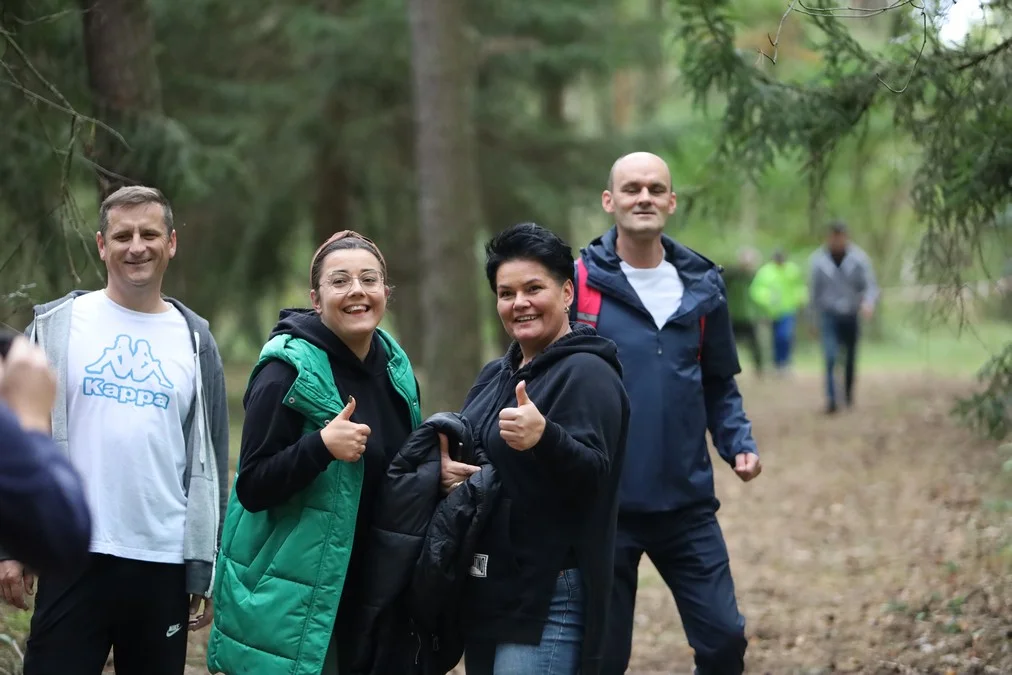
[{"xmin": 206, "ymin": 231, "xmax": 424, "ymax": 675}]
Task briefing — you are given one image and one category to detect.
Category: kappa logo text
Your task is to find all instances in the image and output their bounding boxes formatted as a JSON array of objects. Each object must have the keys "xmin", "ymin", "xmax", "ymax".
[{"xmin": 83, "ymin": 335, "xmax": 173, "ymax": 408}]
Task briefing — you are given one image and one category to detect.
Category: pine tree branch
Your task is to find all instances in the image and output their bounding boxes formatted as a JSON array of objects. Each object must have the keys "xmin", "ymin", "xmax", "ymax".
[{"xmin": 956, "ymin": 36, "xmax": 1012, "ymax": 71}]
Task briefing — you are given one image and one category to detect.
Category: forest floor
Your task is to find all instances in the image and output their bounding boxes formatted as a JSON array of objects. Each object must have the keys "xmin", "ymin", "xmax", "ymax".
[
  {"xmin": 2, "ymin": 370, "xmax": 1009, "ymax": 675},
  {"xmin": 609, "ymin": 371, "xmax": 1011, "ymax": 675}
]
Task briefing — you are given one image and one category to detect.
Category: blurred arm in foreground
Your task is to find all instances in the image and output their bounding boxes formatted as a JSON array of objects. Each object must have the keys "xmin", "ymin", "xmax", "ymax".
[{"xmin": 0, "ymin": 334, "xmax": 91, "ymax": 607}]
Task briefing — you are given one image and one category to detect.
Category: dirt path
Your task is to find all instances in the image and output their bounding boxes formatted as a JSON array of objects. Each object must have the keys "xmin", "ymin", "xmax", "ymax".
[
  {"xmin": 626, "ymin": 372, "xmax": 1011, "ymax": 675},
  {"xmin": 6, "ymin": 371, "xmax": 1007, "ymax": 674},
  {"xmin": 190, "ymin": 371, "xmax": 1008, "ymax": 674}
]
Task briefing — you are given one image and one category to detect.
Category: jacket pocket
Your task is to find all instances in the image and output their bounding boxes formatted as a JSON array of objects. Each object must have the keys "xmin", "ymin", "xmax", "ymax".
[{"xmin": 464, "ymin": 497, "xmax": 521, "ymax": 615}]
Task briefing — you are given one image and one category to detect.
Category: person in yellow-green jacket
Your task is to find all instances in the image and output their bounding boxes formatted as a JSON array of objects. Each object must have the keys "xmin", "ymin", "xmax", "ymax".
[
  {"xmin": 206, "ymin": 231, "xmax": 433, "ymax": 675},
  {"xmin": 749, "ymin": 249, "xmax": 807, "ymax": 372}
]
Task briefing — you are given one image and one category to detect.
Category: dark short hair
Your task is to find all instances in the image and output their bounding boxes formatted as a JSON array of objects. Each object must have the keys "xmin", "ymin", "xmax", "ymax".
[
  {"xmin": 99, "ymin": 186, "xmax": 173, "ymax": 236},
  {"xmin": 310, "ymin": 231, "xmax": 388, "ymax": 290},
  {"xmin": 828, "ymin": 219, "xmax": 848, "ymax": 235},
  {"xmin": 484, "ymin": 222, "xmax": 575, "ymax": 292}
]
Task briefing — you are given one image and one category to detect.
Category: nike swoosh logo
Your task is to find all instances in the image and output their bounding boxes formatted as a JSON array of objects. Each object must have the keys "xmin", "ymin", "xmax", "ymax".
[{"xmin": 166, "ymin": 624, "xmax": 181, "ymax": 637}]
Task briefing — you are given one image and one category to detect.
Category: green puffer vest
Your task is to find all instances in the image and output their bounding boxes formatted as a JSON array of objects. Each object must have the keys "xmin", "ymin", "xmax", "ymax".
[{"xmin": 206, "ymin": 329, "xmax": 421, "ymax": 675}]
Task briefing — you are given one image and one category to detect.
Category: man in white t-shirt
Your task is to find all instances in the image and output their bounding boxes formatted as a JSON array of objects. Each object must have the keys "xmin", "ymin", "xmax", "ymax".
[
  {"xmin": 573, "ymin": 153, "xmax": 761, "ymax": 675},
  {"xmin": 0, "ymin": 186, "xmax": 229, "ymax": 675}
]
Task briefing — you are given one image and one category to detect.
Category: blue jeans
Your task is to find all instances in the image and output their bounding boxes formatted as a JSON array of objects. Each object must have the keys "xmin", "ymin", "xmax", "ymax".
[
  {"xmin": 771, "ymin": 314, "xmax": 796, "ymax": 368},
  {"xmin": 820, "ymin": 312, "xmax": 859, "ymax": 407},
  {"xmin": 466, "ymin": 568, "xmax": 584, "ymax": 675}
]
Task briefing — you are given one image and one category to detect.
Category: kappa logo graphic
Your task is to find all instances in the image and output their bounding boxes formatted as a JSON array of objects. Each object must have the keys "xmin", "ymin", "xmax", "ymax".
[{"xmin": 83, "ymin": 334, "xmax": 173, "ymax": 409}]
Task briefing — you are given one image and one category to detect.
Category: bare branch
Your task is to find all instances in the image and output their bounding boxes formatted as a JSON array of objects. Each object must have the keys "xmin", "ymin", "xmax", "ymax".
[
  {"xmin": 758, "ymin": 0, "xmax": 917, "ymax": 65},
  {"xmin": 758, "ymin": 0, "xmax": 800, "ymax": 65},
  {"xmin": 9, "ymin": 8, "xmax": 84, "ymax": 27},
  {"xmin": 0, "ymin": 26, "xmax": 76, "ymax": 110},
  {"xmin": 0, "ymin": 77, "xmax": 128, "ymax": 147},
  {"xmin": 478, "ymin": 35, "xmax": 543, "ymax": 64},
  {"xmin": 877, "ymin": 9, "xmax": 927, "ymax": 93},
  {"xmin": 796, "ymin": 0, "xmax": 917, "ymax": 19}
]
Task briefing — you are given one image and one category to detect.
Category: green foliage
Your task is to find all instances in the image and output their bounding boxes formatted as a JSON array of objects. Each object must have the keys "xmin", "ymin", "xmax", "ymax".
[
  {"xmin": 953, "ymin": 342, "xmax": 1012, "ymax": 440},
  {"xmin": 668, "ymin": 0, "xmax": 1012, "ymax": 440}
]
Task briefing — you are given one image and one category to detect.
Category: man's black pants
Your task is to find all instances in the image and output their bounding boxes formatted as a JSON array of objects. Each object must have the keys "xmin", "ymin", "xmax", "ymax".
[
  {"xmin": 731, "ymin": 320, "xmax": 763, "ymax": 375},
  {"xmin": 23, "ymin": 553, "xmax": 188, "ymax": 675},
  {"xmin": 602, "ymin": 507, "xmax": 748, "ymax": 675}
]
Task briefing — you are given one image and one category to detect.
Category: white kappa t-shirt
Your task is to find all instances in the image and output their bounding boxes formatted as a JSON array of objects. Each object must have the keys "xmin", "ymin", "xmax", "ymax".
[
  {"xmin": 65, "ymin": 291, "xmax": 195, "ymax": 563},
  {"xmin": 620, "ymin": 259, "xmax": 685, "ymax": 329}
]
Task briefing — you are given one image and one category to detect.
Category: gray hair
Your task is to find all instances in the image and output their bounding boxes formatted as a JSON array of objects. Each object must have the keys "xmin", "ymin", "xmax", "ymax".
[{"xmin": 99, "ymin": 186, "xmax": 174, "ymax": 236}]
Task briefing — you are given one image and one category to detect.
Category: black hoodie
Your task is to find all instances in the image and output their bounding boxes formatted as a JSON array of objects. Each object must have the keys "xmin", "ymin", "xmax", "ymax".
[
  {"xmin": 234, "ymin": 309, "xmax": 415, "ymax": 659},
  {"xmin": 458, "ymin": 322, "xmax": 629, "ymax": 674}
]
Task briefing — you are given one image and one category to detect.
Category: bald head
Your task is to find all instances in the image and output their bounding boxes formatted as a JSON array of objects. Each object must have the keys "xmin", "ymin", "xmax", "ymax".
[
  {"xmin": 602, "ymin": 152, "xmax": 677, "ymax": 243},
  {"xmin": 607, "ymin": 152, "xmax": 672, "ymax": 191}
]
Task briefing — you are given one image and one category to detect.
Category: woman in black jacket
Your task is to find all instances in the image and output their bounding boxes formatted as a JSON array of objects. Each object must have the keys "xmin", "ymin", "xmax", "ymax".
[{"xmin": 456, "ymin": 222, "xmax": 630, "ymax": 675}]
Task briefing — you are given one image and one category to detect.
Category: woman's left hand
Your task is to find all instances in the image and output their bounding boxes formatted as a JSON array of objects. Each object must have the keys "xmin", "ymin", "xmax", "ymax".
[{"xmin": 498, "ymin": 381, "xmax": 545, "ymax": 451}]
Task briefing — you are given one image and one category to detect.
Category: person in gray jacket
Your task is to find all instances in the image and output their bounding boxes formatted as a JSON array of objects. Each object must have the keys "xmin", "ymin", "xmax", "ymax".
[
  {"xmin": 808, "ymin": 220, "xmax": 879, "ymax": 413},
  {"xmin": 0, "ymin": 186, "xmax": 229, "ymax": 675}
]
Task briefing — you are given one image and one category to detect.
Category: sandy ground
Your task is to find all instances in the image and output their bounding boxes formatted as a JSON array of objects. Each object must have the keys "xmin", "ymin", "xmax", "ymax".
[{"xmin": 3, "ymin": 371, "xmax": 1009, "ymax": 674}]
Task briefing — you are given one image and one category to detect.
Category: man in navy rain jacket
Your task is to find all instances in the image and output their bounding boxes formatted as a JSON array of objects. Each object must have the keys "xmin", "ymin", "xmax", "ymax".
[{"xmin": 573, "ymin": 152, "xmax": 762, "ymax": 675}]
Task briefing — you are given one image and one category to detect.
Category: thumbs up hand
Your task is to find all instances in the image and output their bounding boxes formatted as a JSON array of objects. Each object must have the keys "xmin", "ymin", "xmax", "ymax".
[
  {"xmin": 498, "ymin": 381, "xmax": 546, "ymax": 451},
  {"xmin": 320, "ymin": 396, "xmax": 372, "ymax": 463}
]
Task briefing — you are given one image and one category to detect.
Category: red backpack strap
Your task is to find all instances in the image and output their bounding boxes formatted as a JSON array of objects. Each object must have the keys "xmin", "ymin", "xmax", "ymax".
[
  {"xmin": 697, "ymin": 315, "xmax": 706, "ymax": 362},
  {"xmin": 574, "ymin": 258, "xmax": 602, "ymax": 328}
]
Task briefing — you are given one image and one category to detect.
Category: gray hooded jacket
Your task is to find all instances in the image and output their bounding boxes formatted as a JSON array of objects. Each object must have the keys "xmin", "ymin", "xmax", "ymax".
[
  {"xmin": 808, "ymin": 244, "xmax": 879, "ymax": 316},
  {"xmin": 3, "ymin": 291, "xmax": 229, "ymax": 597}
]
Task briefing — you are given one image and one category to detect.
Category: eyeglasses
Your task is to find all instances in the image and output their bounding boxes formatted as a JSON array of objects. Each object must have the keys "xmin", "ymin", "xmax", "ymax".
[{"xmin": 325, "ymin": 273, "xmax": 384, "ymax": 295}]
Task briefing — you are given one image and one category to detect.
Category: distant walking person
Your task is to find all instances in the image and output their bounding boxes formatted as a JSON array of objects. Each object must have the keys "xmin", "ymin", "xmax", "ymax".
[
  {"xmin": 749, "ymin": 249, "xmax": 807, "ymax": 372},
  {"xmin": 0, "ymin": 186, "xmax": 229, "ymax": 675},
  {"xmin": 808, "ymin": 221, "xmax": 879, "ymax": 413},
  {"xmin": 722, "ymin": 248, "xmax": 764, "ymax": 376}
]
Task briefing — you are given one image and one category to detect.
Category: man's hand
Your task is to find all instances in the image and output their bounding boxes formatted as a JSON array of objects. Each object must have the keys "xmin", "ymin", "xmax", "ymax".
[
  {"xmin": 498, "ymin": 381, "xmax": 546, "ymax": 452},
  {"xmin": 860, "ymin": 302, "xmax": 875, "ymax": 321},
  {"xmin": 734, "ymin": 452, "xmax": 762, "ymax": 482},
  {"xmin": 0, "ymin": 560, "xmax": 35, "ymax": 610},
  {"xmin": 188, "ymin": 595, "xmax": 213, "ymax": 631},
  {"xmin": 438, "ymin": 433, "xmax": 479, "ymax": 494},
  {"xmin": 0, "ymin": 336, "xmax": 56, "ymax": 434}
]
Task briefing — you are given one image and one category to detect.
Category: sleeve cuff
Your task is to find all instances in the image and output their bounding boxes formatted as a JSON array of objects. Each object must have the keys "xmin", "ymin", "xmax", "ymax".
[
  {"xmin": 305, "ymin": 430, "xmax": 335, "ymax": 470},
  {"xmin": 531, "ymin": 420, "xmax": 565, "ymax": 460}
]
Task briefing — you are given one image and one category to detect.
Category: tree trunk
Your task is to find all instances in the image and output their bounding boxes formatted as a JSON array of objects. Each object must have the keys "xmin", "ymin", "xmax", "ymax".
[
  {"xmin": 79, "ymin": 0, "xmax": 163, "ymax": 199},
  {"xmin": 385, "ymin": 112, "xmax": 426, "ymax": 365},
  {"xmin": 540, "ymin": 70, "xmax": 565, "ymax": 126},
  {"xmin": 612, "ymin": 70, "xmax": 634, "ymax": 131},
  {"xmin": 312, "ymin": 96, "xmax": 352, "ymax": 248},
  {"xmin": 408, "ymin": 0, "xmax": 483, "ymax": 413}
]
